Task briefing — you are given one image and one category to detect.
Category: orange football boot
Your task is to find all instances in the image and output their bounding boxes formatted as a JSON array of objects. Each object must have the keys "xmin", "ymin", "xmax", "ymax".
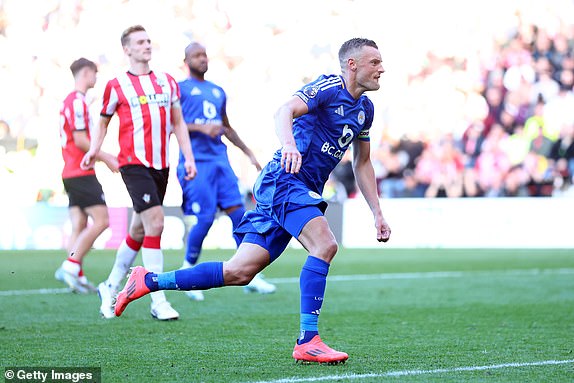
[
  {"xmin": 292, "ymin": 335, "xmax": 349, "ymax": 364},
  {"xmin": 114, "ymin": 266, "xmax": 151, "ymax": 316}
]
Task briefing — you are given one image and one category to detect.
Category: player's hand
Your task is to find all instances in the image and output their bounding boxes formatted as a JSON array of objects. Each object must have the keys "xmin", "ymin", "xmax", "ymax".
[
  {"xmin": 281, "ymin": 143, "xmax": 301, "ymax": 174},
  {"xmin": 250, "ymin": 154, "xmax": 262, "ymax": 172},
  {"xmin": 81, "ymin": 150, "xmax": 97, "ymax": 170},
  {"xmin": 104, "ymin": 155, "xmax": 119, "ymax": 173},
  {"xmin": 183, "ymin": 158, "xmax": 197, "ymax": 180},
  {"xmin": 376, "ymin": 215, "xmax": 391, "ymax": 243}
]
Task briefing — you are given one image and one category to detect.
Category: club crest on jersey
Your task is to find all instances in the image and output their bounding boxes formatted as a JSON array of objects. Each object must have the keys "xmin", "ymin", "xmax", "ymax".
[
  {"xmin": 212, "ymin": 88, "xmax": 222, "ymax": 98},
  {"xmin": 358, "ymin": 110, "xmax": 366, "ymax": 125},
  {"xmin": 308, "ymin": 191, "xmax": 322, "ymax": 199},
  {"xmin": 303, "ymin": 85, "xmax": 319, "ymax": 99}
]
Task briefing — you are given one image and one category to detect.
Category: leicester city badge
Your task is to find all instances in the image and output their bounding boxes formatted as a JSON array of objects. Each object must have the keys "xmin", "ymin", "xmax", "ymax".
[{"xmin": 357, "ymin": 110, "xmax": 365, "ymax": 125}]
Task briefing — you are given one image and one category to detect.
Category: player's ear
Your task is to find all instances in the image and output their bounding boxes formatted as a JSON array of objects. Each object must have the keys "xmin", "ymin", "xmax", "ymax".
[{"xmin": 348, "ymin": 58, "xmax": 357, "ymax": 71}]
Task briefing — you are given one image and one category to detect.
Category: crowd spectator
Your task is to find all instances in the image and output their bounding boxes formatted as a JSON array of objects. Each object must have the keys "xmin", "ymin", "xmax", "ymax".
[{"xmin": 1, "ymin": 1, "xmax": 573, "ymax": 203}]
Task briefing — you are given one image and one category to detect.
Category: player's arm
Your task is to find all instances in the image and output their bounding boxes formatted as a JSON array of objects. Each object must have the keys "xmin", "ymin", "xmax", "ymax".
[
  {"xmin": 172, "ymin": 101, "xmax": 197, "ymax": 180},
  {"xmin": 352, "ymin": 139, "xmax": 391, "ymax": 242},
  {"xmin": 221, "ymin": 113, "xmax": 262, "ymax": 171},
  {"xmin": 81, "ymin": 115, "xmax": 111, "ymax": 170},
  {"xmin": 274, "ymin": 96, "xmax": 308, "ymax": 174},
  {"xmin": 73, "ymin": 130, "xmax": 118, "ymax": 173},
  {"xmin": 186, "ymin": 122, "xmax": 222, "ymax": 138}
]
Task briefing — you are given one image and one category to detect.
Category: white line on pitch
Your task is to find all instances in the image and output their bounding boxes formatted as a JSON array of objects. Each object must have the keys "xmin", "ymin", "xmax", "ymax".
[
  {"xmin": 1, "ymin": 268, "xmax": 573, "ymax": 296},
  {"xmin": 249, "ymin": 359, "xmax": 574, "ymax": 383},
  {"xmin": 268, "ymin": 267, "xmax": 574, "ymax": 284}
]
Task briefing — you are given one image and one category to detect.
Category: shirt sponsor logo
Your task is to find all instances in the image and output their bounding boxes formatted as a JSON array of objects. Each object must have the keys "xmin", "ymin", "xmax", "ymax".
[
  {"xmin": 130, "ymin": 93, "xmax": 170, "ymax": 107},
  {"xmin": 321, "ymin": 141, "xmax": 345, "ymax": 160}
]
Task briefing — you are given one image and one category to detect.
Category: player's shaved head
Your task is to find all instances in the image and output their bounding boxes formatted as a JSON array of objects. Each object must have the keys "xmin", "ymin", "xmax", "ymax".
[
  {"xmin": 338, "ymin": 38, "xmax": 378, "ymax": 69},
  {"xmin": 184, "ymin": 42, "xmax": 205, "ymax": 59}
]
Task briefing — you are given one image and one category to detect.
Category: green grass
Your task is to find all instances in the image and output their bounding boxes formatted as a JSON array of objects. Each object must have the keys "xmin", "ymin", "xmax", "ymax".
[{"xmin": 1, "ymin": 248, "xmax": 573, "ymax": 382}]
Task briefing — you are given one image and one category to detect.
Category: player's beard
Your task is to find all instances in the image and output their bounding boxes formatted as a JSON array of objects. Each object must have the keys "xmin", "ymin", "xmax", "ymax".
[{"xmin": 189, "ymin": 64, "xmax": 207, "ymax": 78}]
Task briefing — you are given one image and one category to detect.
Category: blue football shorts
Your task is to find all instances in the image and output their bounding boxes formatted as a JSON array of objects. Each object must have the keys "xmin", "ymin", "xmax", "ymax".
[
  {"xmin": 238, "ymin": 204, "xmax": 324, "ymax": 263},
  {"xmin": 177, "ymin": 160, "xmax": 243, "ymax": 217}
]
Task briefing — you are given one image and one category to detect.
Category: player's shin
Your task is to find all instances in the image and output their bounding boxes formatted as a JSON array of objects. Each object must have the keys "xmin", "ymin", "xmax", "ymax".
[{"xmin": 298, "ymin": 255, "xmax": 330, "ymax": 344}]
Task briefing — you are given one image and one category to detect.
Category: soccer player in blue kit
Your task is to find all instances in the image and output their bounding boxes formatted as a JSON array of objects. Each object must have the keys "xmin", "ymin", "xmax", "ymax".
[
  {"xmin": 115, "ymin": 37, "xmax": 391, "ymax": 364},
  {"xmin": 177, "ymin": 42, "xmax": 276, "ymax": 300}
]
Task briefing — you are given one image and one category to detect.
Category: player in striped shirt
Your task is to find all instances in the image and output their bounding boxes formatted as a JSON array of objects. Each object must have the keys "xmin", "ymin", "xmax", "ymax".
[
  {"xmin": 115, "ymin": 38, "xmax": 391, "ymax": 363},
  {"xmin": 55, "ymin": 57, "xmax": 118, "ymax": 294},
  {"xmin": 82, "ymin": 25, "xmax": 197, "ymax": 320}
]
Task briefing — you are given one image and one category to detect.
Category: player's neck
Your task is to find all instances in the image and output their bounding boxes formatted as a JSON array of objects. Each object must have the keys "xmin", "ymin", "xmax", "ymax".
[
  {"xmin": 74, "ymin": 82, "xmax": 90, "ymax": 95},
  {"xmin": 341, "ymin": 74, "xmax": 364, "ymax": 100},
  {"xmin": 190, "ymin": 73, "xmax": 205, "ymax": 81},
  {"xmin": 129, "ymin": 61, "xmax": 152, "ymax": 76}
]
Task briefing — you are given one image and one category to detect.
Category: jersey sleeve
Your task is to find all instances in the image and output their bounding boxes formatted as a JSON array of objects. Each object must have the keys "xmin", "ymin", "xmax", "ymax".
[
  {"xmin": 71, "ymin": 97, "xmax": 89, "ymax": 132},
  {"xmin": 100, "ymin": 79, "xmax": 118, "ymax": 117},
  {"xmin": 357, "ymin": 97, "xmax": 375, "ymax": 141},
  {"xmin": 294, "ymin": 75, "xmax": 338, "ymax": 113},
  {"xmin": 167, "ymin": 73, "xmax": 180, "ymax": 105}
]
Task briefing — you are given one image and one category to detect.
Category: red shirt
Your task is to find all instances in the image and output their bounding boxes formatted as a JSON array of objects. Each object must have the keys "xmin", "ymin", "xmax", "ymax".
[
  {"xmin": 60, "ymin": 91, "xmax": 96, "ymax": 179},
  {"xmin": 100, "ymin": 71, "xmax": 179, "ymax": 170}
]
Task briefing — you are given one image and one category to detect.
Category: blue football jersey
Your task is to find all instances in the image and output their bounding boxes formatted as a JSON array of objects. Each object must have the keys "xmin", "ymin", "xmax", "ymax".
[
  {"xmin": 178, "ymin": 78, "xmax": 229, "ymax": 162},
  {"xmin": 272, "ymin": 74, "xmax": 374, "ymax": 194}
]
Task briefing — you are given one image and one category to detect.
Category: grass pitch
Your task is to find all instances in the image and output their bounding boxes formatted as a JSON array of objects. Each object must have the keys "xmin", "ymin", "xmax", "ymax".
[{"xmin": 1, "ymin": 248, "xmax": 573, "ymax": 382}]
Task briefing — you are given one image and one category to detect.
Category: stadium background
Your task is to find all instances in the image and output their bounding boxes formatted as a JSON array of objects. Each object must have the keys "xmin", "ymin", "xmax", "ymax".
[{"xmin": 0, "ymin": 0, "xmax": 573, "ymax": 250}]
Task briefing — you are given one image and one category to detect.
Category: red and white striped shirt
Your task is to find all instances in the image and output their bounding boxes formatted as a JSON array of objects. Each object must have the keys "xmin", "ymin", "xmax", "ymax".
[
  {"xmin": 60, "ymin": 91, "xmax": 95, "ymax": 179},
  {"xmin": 101, "ymin": 71, "xmax": 179, "ymax": 169}
]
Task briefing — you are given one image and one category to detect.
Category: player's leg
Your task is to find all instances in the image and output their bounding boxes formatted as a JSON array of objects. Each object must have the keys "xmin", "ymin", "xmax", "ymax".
[
  {"xmin": 114, "ymin": 241, "xmax": 272, "ymax": 317},
  {"xmin": 55, "ymin": 206, "xmax": 90, "ymax": 293},
  {"xmin": 57, "ymin": 176, "xmax": 106, "ymax": 294},
  {"xmin": 67, "ymin": 206, "xmax": 88, "ymax": 256},
  {"xmin": 139, "ymin": 201, "xmax": 180, "ymax": 320},
  {"xmin": 291, "ymin": 212, "xmax": 348, "ymax": 364},
  {"xmin": 98, "ymin": 211, "xmax": 143, "ymax": 318},
  {"xmin": 71, "ymin": 204, "xmax": 109, "ymax": 291},
  {"xmin": 218, "ymin": 162, "xmax": 277, "ymax": 295},
  {"xmin": 178, "ymin": 161, "xmax": 217, "ymax": 269}
]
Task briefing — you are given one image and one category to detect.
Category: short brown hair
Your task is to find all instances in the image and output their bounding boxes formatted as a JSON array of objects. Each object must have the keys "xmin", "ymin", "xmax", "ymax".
[
  {"xmin": 70, "ymin": 57, "xmax": 97, "ymax": 77},
  {"xmin": 121, "ymin": 25, "xmax": 146, "ymax": 47}
]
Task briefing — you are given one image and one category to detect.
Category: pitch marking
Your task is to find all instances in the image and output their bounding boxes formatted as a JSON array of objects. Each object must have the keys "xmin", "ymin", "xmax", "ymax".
[
  {"xmin": 250, "ymin": 359, "xmax": 574, "ymax": 383},
  {"xmin": 1, "ymin": 268, "xmax": 573, "ymax": 296}
]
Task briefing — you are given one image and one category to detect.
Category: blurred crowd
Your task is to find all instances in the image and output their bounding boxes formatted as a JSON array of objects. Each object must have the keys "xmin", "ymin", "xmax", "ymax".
[
  {"xmin": 328, "ymin": 3, "xmax": 574, "ymax": 200},
  {"xmin": 1, "ymin": 0, "xmax": 573, "ymax": 206}
]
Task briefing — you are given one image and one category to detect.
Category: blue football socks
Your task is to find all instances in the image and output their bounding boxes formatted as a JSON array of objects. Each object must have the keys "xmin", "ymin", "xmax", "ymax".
[
  {"xmin": 184, "ymin": 217, "xmax": 213, "ymax": 265},
  {"xmin": 143, "ymin": 262, "xmax": 224, "ymax": 291},
  {"xmin": 227, "ymin": 207, "xmax": 246, "ymax": 247},
  {"xmin": 298, "ymin": 255, "xmax": 330, "ymax": 344}
]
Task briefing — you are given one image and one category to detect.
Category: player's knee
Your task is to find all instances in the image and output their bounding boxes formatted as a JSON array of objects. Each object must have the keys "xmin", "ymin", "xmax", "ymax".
[
  {"xmin": 317, "ymin": 239, "xmax": 338, "ymax": 263},
  {"xmin": 223, "ymin": 264, "xmax": 254, "ymax": 286},
  {"xmin": 93, "ymin": 218, "xmax": 109, "ymax": 233}
]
